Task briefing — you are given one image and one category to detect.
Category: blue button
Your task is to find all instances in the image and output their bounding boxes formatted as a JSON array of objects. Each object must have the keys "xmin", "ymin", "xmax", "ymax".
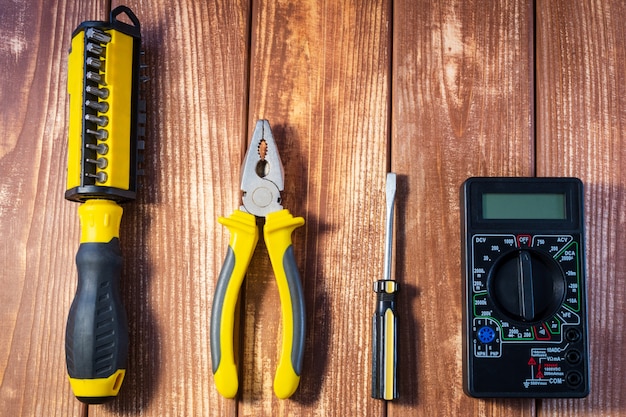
[{"xmin": 477, "ymin": 326, "xmax": 496, "ymax": 343}]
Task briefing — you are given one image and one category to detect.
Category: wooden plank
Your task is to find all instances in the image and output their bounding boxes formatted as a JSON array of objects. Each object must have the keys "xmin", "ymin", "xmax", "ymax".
[
  {"xmin": 241, "ymin": 0, "xmax": 390, "ymax": 414},
  {"xmin": 536, "ymin": 0, "xmax": 626, "ymax": 415},
  {"xmin": 90, "ymin": 1, "xmax": 250, "ymax": 415},
  {"xmin": 0, "ymin": 1, "xmax": 108, "ymax": 416},
  {"xmin": 390, "ymin": 1, "xmax": 535, "ymax": 415}
]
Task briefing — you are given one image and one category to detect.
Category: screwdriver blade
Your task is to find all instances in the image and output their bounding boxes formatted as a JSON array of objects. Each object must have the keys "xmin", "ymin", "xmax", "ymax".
[{"xmin": 383, "ymin": 173, "xmax": 396, "ymax": 282}]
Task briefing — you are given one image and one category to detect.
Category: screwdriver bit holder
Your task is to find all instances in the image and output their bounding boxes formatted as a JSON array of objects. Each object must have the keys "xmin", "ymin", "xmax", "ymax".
[{"xmin": 66, "ymin": 6, "xmax": 144, "ymax": 202}]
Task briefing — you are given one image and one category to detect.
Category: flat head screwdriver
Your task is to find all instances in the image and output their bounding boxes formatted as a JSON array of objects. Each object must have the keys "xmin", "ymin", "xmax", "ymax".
[{"xmin": 372, "ymin": 172, "xmax": 399, "ymax": 400}]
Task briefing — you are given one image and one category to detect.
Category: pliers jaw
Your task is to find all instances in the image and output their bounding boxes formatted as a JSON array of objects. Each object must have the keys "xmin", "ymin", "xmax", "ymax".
[{"xmin": 240, "ymin": 120, "xmax": 285, "ymax": 217}]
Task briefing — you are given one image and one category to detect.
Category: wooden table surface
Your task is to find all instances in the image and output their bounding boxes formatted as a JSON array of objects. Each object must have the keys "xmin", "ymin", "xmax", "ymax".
[{"xmin": 2, "ymin": 0, "xmax": 625, "ymax": 415}]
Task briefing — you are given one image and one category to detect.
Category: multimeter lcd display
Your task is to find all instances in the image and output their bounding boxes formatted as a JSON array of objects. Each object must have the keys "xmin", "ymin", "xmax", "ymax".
[
  {"xmin": 482, "ymin": 193, "xmax": 567, "ymax": 220},
  {"xmin": 462, "ymin": 177, "xmax": 588, "ymax": 398}
]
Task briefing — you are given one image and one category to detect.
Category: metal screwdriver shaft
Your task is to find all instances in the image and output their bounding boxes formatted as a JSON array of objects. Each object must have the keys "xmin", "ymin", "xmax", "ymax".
[
  {"xmin": 383, "ymin": 173, "xmax": 396, "ymax": 283},
  {"xmin": 372, "ymin": 172, "xmax": 399, "ymax": 400}
]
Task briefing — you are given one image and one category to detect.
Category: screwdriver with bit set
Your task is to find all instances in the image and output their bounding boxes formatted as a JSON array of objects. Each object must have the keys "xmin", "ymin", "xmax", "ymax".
[{"xmin": 65, "ymin": 6, "xmax": 146, "ymax": 404}]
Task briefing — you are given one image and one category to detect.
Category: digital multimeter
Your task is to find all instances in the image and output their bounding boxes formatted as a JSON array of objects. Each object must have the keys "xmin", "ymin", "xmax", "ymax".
[{"xmin": 462, "ymin": 177, "xmax": 589, "ymax": 398}]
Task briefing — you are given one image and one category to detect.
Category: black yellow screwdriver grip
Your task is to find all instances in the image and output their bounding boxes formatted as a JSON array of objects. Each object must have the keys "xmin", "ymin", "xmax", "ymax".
[
  {"xmin": 211, "ymin": 209, "xmax": 305, "ymax": 399},
  {"xmin": 372, "ymin": 280, "xmax": 399, "ymax": 399},
  {"xmin": 66, "ymin": 200, "xmax": 128, "ymax": 403}
]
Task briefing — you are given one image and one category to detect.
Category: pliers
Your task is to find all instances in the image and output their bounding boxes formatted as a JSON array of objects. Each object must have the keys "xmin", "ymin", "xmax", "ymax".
[{"xmin": 210, "ymin": 120, "xmax": 306, "ymax": 399}]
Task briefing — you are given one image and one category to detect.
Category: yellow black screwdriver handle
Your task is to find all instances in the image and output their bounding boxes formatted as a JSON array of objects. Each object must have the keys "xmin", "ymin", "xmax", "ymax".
[
  {"xmin": 264, "ymin": 209, "xmax": 306, "ymax": 399},
  {"xmin": 211, "ymin": 210, "xmax": 259, "ymax": 398},
  {"xmin": 65, "ymin": 200, "xmax": 128, "ymax": 403},
  {"xmin": 372, "ymin": 280, "xmax": 399, "ymax": 400}
]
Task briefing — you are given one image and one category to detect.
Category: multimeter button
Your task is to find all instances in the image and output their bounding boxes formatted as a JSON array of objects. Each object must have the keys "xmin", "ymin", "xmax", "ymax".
[{"xmin": 490, "ymin": 249, "xmax": 566, "ymax": 323}]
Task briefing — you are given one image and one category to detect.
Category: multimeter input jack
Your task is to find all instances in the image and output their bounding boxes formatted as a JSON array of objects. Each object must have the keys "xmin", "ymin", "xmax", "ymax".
[
  {"xmin": 565, "ymin": 349, "xmax": 582, "ymax": 365},
  {"xmin": 566, "ymin": 371, "xmax": 583, "ymax": 388},
  {"xmin": 566, "ymin": 328, "xmax": 582, "ymax": 342}
]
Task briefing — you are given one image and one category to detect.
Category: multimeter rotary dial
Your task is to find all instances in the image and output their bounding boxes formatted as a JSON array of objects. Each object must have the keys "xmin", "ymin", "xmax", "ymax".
[{"xmin": 488, "ymin": 249, "xmax": 566, "ymax": 323}]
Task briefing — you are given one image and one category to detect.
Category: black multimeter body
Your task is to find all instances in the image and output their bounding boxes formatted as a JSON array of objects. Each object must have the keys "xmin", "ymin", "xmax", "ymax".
[{"xmin": 462, "ymin": 177, "xmax": 589, "ymax": 398}]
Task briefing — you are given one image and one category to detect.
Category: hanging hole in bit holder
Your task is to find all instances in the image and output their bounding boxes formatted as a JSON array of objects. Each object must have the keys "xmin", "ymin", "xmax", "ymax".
[{"xmin": 111, "ymin": 5, "xmax": 141, "ymax": 29}]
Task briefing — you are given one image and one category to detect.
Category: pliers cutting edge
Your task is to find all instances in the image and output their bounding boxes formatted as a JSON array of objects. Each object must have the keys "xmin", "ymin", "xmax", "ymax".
[{"xmin": 210, "ymin": 120, "xmax": 306, "ymax": 399}]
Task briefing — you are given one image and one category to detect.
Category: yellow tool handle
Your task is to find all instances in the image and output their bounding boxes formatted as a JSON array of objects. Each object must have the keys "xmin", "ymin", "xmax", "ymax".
[
  {"xmin": 210, "ymin": 210, "xmax": 259, "ymax": 398},
  {"xmin": 264, "ymin": 209, "xmax": 306, "ymax": 399},
  {"xmin": 65, "ymin": 199, "xmax": 128, "ymax": 403},
  {"xmin": 372, "ymin": 280, "xmax": 399, "ymax": 400}
]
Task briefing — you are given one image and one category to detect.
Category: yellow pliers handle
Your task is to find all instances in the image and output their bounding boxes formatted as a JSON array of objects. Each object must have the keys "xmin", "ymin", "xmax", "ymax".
[
  {"xmin": 211, "ymin": 210, "xmax": 258, "ymax": 398},
  {"xmin": 264, "ymin": 209, "xmax": 306, "ymax": 399},
  {"xmin": 210, "ymin": 209, "xmax": 305, "ymax": 399}
]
